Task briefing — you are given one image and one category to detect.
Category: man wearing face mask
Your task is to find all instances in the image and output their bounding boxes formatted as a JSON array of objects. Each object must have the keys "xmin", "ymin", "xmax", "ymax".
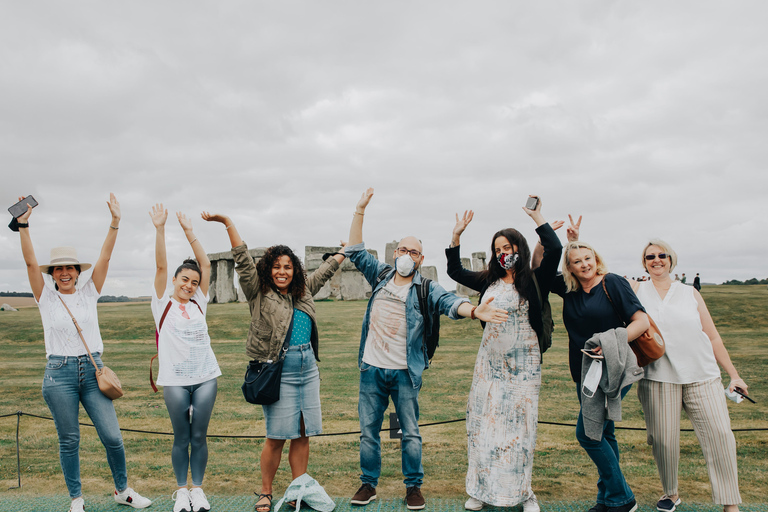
[{"xmin": 345, "ymin": 188, "xmax": 509, "ymax": 511}]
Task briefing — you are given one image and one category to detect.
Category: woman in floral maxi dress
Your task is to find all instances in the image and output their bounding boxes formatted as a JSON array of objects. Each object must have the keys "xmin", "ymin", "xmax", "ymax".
[{"xmin": 445, "ymin": 197, "xmax": 564, "ymax": 512}]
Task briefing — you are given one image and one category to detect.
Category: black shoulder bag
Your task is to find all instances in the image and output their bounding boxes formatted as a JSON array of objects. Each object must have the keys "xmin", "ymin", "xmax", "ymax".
[{"xmin": 242, "ymin": 312, "xmax": 295, "ymax": 405}]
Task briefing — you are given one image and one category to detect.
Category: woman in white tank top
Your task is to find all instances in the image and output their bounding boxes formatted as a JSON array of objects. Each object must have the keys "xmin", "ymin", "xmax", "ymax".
[{"xmin": 629, "ymin": 239, "xmax": 748, "ymax": 512}]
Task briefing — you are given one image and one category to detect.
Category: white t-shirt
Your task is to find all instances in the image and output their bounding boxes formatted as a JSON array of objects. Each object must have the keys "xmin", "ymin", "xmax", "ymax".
[
  {"xmin": 36, "ymin": 278, "xmax": 104, "ymax": 359},
  {"xmin": 362, "ymin": 278, "xmax": 411, "ymax": 370},
  {"xmin": 151, "ymin": 287, "xmax": 221, "ymax": 386},
  {"xmin": 637, "ymin": 281, "xmax": 720, "ymax": 384}
]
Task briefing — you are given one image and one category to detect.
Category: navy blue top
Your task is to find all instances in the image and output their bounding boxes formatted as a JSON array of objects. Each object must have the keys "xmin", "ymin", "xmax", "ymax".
[{"xmin": 551, "ymin": 273, "xmax": 644, "ymax": 383}]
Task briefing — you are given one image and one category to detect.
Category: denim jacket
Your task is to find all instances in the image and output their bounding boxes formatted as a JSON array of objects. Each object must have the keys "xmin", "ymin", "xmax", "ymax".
[{"xmin": 346, "ymin": 242, "xmax": 468, "ymax": 388}]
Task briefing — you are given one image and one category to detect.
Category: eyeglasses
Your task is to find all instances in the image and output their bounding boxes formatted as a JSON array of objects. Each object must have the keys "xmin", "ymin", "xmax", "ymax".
[
  {"xmin": 644, "ymin": 253, "xmax": 668, "ymax": 261},
  {"xmin": 396, "ymin": 247, "xmax": 422, "ymax": 259}
]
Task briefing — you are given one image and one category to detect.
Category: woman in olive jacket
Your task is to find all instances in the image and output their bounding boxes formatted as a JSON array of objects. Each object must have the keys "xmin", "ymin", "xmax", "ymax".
[{"xmin": 204, "ymin": 212, "xmax": 345, "ymax": 512}]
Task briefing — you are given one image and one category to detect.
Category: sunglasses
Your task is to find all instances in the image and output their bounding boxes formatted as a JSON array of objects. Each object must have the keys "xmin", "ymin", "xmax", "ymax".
[{"xmin": 645, "ymin": 253, "xmax": 668, "ymax": 261}]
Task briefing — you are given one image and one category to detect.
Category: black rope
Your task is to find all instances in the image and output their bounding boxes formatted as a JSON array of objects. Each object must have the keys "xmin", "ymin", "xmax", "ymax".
[{"xmin": 3, "ymin": 410, "xmax": 768, "ymax": 438}]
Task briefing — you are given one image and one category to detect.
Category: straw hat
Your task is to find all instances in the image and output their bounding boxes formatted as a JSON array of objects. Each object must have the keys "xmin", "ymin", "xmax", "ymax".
[{"xmin": 38, "ymin": 247, "xmax": 92, "ymax": 273}]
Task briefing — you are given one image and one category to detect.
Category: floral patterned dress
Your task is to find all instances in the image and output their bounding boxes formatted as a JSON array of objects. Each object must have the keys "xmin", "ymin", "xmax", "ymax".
[{"xmin": 465, "ymin": 279, "xmax": 541, "ymax": 506}]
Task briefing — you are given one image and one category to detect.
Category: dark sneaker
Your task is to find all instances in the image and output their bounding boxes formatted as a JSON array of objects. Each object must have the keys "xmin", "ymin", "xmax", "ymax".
[
  {"xmin": 607, "ymin": 500, "xmax": 637, "ymax": 512},
  {"xmin": 405, "ymin": 487, "xmax": 425, "ymax": 510},
  {"xmin": 351, "ymin": 484, "xmax": 377, "ymax": 506},
  {"xmin": 657, "ymin": 496, "xmax": 681, "ymax": 512},
  {"xmin": 588, "ymin": 504, "xmax": 607, "ymax": 512}
]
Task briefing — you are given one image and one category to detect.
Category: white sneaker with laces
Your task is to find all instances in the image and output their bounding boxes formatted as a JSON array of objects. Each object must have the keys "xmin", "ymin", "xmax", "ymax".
[
  {"xmin": 464, "ymin": 497, "xmax": 484, "ymax": 511},
  {"xmin": 69, "ymin": 497, "xmax": 85, "ymax": 512},
  {"xmin": 173, "ymin": 488, "xmax": 192, "ymax": 512},
  {"xmin": 523, "ymin": 493, "xmax": 540, "ymax": 512},
  {"xmin": 190, "ymin": 487, "xmax": 211, "ymax": 512},
  {"xmin": 114, "ymin": 487, "xmax": 152, "ymax": 509}
]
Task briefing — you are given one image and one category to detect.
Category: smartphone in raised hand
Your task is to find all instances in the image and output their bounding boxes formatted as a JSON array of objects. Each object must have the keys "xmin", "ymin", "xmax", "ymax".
[{"xmin": 8, "ymin": 196, "xmax": 38, "ymax": 218}]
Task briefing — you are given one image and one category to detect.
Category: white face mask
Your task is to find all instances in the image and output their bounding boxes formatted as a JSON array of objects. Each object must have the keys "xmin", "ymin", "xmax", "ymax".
[
  {"xmin": 497, "ymin": 252, "xmax": 519, "ymax": 270},
  {"xmin": 395, "ymin": 255, "xmax": 416, "ymax": 277}
]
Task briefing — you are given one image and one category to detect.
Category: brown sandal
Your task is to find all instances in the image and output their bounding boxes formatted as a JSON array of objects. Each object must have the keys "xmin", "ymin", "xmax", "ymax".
[{"xmin": 255, "ymin": 493, "xmax": 273, "ymax": 512}]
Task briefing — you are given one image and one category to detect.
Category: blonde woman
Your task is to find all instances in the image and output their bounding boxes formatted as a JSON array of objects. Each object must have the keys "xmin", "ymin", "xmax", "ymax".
[
  {"xmin": 551, "ymin": 241, "xmax": 649, "ymax": 512},
  {"xmin": 631, "ymin": 240, "xmax": 746, "ymax": 512}
]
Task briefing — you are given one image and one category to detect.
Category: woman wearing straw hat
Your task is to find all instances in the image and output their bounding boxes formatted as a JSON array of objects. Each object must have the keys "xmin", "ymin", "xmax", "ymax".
[{"xmin": 14, "ymin": 194, "xmax": 151, "ymax": 512}]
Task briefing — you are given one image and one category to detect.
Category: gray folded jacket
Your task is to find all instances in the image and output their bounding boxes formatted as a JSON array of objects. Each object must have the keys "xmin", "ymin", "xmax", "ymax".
[{"xmin": 580, "ymin": 327, "xmax": 644, "ymax": 441}]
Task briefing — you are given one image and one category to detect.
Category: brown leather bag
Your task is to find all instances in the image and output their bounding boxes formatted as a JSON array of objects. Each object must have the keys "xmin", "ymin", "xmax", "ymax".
[
  {"xmin": 601, "ymin": 277, "xmax": 665, "ymax": 367},
  {"xmin": 58, "ymin": 296, "xmax": 124, "ymax": 400}
]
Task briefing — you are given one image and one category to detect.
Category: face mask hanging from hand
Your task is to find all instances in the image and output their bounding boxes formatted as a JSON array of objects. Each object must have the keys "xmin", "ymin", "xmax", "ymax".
[
  {"xmin": 395, "ymin": 255, "xmax": 417, "ymax": 277},
  {"xmin": 497, "ymin": 252, "xmax": 519, "ymax": 270}
]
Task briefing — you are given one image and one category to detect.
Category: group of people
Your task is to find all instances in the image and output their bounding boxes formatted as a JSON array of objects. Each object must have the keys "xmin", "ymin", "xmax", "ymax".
[{"xmin": 12, "ymin": 190, "xmax": 748, "ymax": 512}]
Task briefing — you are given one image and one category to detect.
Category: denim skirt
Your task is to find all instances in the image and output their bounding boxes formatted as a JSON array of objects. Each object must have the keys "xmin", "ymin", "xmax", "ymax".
[{"xmin": 262, "ymin": 343, "xmax": 322, "ymax": 439}]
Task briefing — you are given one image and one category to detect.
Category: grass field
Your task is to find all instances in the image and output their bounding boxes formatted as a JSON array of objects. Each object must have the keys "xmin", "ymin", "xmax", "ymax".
[{"xmin": 0, "ymin": 285, "xmax": 766, "ymax": 504}]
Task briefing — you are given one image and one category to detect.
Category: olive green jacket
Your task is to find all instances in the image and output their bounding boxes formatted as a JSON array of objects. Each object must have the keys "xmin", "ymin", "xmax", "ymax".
[{"xmin": 232, "ymin": 244, "xmax": 340, "ymax": 362}]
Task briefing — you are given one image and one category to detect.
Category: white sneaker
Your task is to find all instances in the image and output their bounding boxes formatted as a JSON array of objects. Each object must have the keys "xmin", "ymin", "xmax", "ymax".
[
  {"xmin": 465, "ymin": 497, "xmax": 484, "ymax": 511},
  {"xmin": 172, "ymin": 488, "xmax": 192, "ymax": 512},
  {"xmin": 114, "ymin": 487, "xmax": 152, "ymax": 509},
  {"xmin": 523, "ymin": 493, "xmax": 540, "ymax": 512},
  {"xmin": 69, "ymin": 497, "xmax": 85, "ymax": 512},
  {"xmin": 190, "ymin": 487, "xmax": 211, "ymax": 512}
]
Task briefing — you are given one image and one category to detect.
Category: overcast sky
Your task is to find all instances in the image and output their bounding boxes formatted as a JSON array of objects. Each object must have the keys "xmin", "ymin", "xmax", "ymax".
[{"xmin": 2, "ymin": 1, "xmax": 767, "ymax": 298}]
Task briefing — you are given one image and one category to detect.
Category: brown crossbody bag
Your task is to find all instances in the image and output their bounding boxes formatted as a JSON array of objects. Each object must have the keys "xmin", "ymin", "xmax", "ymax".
[{"xmin": 58, "ymin": 296, "xmax": 124, "ymax": 400}]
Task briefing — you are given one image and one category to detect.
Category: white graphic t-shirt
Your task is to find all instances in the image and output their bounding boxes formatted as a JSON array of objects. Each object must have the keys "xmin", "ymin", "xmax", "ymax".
[{"xmin": 362, "ymin": 278, "xmax": 412, "ymax": 369}]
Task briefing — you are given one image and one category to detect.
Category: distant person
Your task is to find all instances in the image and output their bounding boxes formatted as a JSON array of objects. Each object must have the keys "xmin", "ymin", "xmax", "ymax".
[
  {"xmin": 445, "ymin": 198, "xmax": 563, "ymax": 512},
  {"xmin": 345, "ymin": 188, "xmax": 508, "ymax": 511},
  {"xmin": 13, "ymin": 194, "xmax": 151, "ymax": 512},
  {"xmin": 203, "ymin": 212, "xmax": 345, "ymax": 512},
  {"xmin": 150, "ymin": 205, "xmax": 219, "ymax": 512},
  {"xmin": 551, "ymin": 239, "xmax": 649, "ymax": 512},
  {"xmin": 680, "ymin": 273, "xmax": 687, "ymax": 284},
  {"xmin": 693, "ymin": 273, "xmax": 702, "ymax": 291},
  {"xmin": 630, "ymin": 241, "xmax": 746, "ymax": 512},
  {"xmin": 674, "ymin": 274, "xmax": 680, "ymax": 282}
]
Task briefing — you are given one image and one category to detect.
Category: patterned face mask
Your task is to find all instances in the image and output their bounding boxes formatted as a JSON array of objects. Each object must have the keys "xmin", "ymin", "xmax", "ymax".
[{"xmin": 497, "ymin": 252, "xmax": 519, "ymax": 270}]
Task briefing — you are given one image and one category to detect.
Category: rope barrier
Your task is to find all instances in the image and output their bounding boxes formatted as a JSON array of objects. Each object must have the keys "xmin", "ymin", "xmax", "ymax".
[{"xmin": 2, "ymin": 410, "xmax": 766, "ymax": 490}]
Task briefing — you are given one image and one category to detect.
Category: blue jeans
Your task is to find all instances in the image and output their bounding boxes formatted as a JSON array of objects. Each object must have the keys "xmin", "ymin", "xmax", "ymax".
[
  {"xmin": 358, "ymin": 363, "xmax": 423, "ymax": 488},
  {"xmin": 42, "ymin": 354, "xmax": 128, "ymax": 499},
  {"xmin": 576, "ymin": 385, "xmax": 635, "ymax": 507}
]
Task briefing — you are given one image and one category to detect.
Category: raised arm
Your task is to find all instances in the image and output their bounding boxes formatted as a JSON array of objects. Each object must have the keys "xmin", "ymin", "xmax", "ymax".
[
  {"xmin": 201, "ymin": 212, "xmax": 243, "ymax": 248},
  {"xmin": 450, "ymin": 210, "xmax": 473, "ymax": 248},
  {"xmin": 178, "ymin": 212, "xmax": 211, "ymax": 296},
  {"xmin": 150, "ymin": 204, "xmax": 169, "ymax": 300},
  {"xmin": 348, "ymin": 188, "xmax": 373, "ymax": 246},
  {"xmin": 91, "ymin": 193, "xmax": 121, "ymax": 294},
  {"xmin": 16, "ymin": 198, "xmax": 45, "ymax": 301}
]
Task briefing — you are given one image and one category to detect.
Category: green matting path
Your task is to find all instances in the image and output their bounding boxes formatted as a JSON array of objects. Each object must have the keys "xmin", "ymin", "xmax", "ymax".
[{"xmin": 0, "ymin": 496, "xmax": 766, "ymax": 512}]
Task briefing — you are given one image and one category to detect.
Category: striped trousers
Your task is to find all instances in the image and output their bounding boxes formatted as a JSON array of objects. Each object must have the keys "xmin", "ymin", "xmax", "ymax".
[{"xmin": 637, "ymin": 377, "xmax": 741, "ymax": 505}]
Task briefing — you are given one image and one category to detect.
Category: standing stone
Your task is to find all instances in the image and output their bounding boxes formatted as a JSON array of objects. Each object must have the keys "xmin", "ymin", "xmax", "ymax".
[
  {"xmin": 208, "ymin": 248, "xmax": 266, "ymax": 303},
  {"xmin": 471, "ymin": 252, "xmax": 487, "ymax": 272},
  {"xmin": 420, "ymin": 266, "xmax": 438, "ymax": 283},
  {"xmin": 305, "ymin": 246, "xmax": 344, "ymax": 300},
  {"xmin": 456, "ymin": 257, "xmax": 479, "ymax": 297},
  {"xmin": 385, "ymin": 241, "xmax": 398, "ymax": 267}
]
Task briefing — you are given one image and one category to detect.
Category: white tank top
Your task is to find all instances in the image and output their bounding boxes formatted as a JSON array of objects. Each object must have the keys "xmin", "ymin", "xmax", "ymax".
[{"xmin": 636, "ymin": 281, "xmax": 720, "ymax": 384}]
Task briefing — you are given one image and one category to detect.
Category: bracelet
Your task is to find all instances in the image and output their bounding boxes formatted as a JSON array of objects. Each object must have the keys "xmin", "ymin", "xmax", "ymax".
[
  {"xmin": 110, "ymin": 225, "xmax": 119, "ymax": 230},
  {"xmin": 17, "ymin": 222, "xmax": 29, "ymax": 228},
  {"xmin": 189, "ymin": 238, "xmax": 198, "ymax": 244},
  {"xmin": 225, "ymin": 224, "xmax": 234, "ymax": 230},
  {"xmin": 470, "ymin": 306, "xmax": 477, "ymax": 320},
  {"xmin": 354, "ymin": 211, "xmax": 365, "ymax": 216}
]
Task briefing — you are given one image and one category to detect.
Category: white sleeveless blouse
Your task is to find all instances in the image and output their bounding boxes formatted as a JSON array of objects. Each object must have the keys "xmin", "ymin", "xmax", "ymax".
[{"xmin": 636, "ymin": 281, "xmax": 720, "ymax": 384}]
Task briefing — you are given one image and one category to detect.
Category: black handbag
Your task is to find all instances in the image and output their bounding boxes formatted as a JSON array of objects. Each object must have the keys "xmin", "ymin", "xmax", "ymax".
[{"xmin": 242, "ymin": 313, "xmax": 294, "ymax": 405}]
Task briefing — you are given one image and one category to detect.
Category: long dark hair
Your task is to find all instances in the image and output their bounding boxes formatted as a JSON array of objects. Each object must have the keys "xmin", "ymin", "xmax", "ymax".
[
  {"xmin": 478, "ymin": 228, "xmax": 535, "ymax": 304},
  {"xmin": 256, "ymin": 245, "xmax": 307, "ymax": 300}
]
